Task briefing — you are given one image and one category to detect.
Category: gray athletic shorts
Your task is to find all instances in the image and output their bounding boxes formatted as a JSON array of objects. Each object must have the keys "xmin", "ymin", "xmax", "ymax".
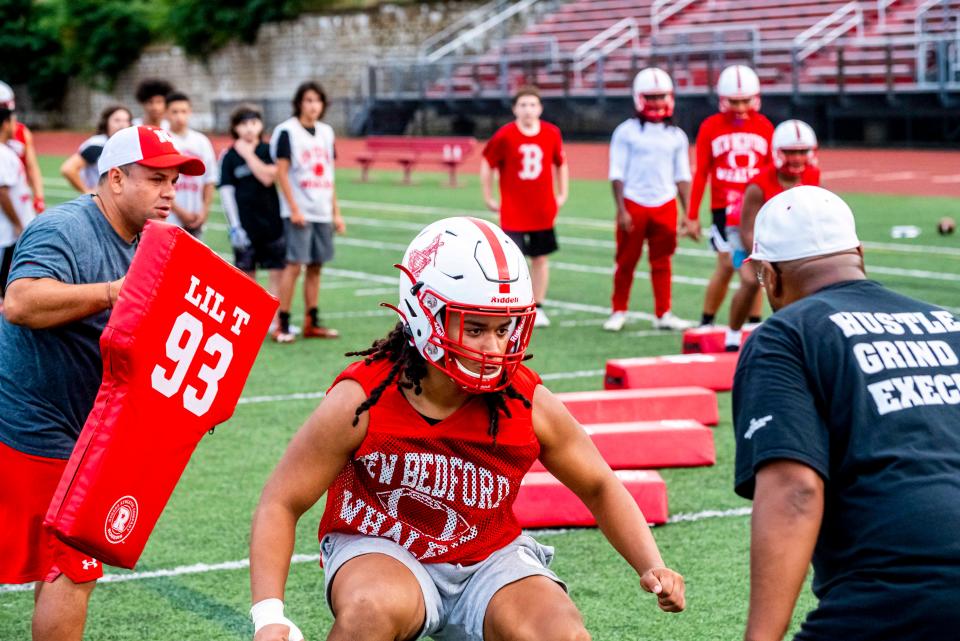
[
  {"xmin": 320, "ymin": 533, "xmax": 566, "ymax": 641},
  {"xmin": 284, "ymin": 220, "xmax": 334, "ymax": 265}
]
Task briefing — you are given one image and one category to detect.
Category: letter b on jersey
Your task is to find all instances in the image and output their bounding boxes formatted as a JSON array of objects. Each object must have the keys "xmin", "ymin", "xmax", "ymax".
[{"xmin": 518, "ymin": 144, "xmax": 544, "ymax": 180}]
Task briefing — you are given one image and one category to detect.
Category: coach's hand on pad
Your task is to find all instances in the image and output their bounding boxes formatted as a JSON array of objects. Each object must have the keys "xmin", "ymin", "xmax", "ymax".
[{"xmin": 640, "ymin": 567, "xmax": 685, "ymax": 612}]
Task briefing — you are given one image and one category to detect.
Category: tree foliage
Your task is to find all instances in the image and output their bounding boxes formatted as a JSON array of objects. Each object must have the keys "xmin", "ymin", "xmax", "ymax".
[
  {"xmin": 2, "ymin": 0, "xmax": 312, "ymax": 110},
  {"xmin": 164, "ymin": 0, "xmax": 305, "ymax": 60}
]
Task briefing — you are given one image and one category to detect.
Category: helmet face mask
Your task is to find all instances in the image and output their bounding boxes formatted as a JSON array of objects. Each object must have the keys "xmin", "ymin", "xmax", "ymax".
[
  {"xmin": 388, "ymin": 217, "xmax": 537, "ymax": 394},
  {"xmin": 773, "ymin": 119, "xmax": 818, "ymax": 177},
  {"xmin": 633, "ymin": 68, "xmax": 675, "ymax": 122}
]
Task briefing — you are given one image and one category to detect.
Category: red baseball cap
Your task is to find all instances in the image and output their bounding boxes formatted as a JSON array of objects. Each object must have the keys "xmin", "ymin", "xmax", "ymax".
[{"xmin": 98, "ymin": 125, "xmax": 205, "ymax": 177}]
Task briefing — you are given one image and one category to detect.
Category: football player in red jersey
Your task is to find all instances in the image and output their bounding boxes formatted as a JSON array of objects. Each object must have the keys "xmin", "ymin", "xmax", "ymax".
[
  {"xmin": 481, "ymin": 86, "xmax": 568, "ymax": 328},
  {"xmin": 686, "ymin": 65, "xmax": 773, "ymax": 327},
  {"xmin": 0, "ymin": 81, "xmax": 45, "ymax": 214},
  {"xmin": 723, "ymin": 119, "xmax": 821, "ymax": 351},
  {"xmin": 250, "ymin": 217, "xmax": 684, "ymax": 641}
]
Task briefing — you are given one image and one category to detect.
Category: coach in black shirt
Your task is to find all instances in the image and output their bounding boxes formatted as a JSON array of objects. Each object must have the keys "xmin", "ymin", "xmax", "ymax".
[{"xmin": 733, "ymin": 186, "xmax": 960, "ymax": 641}]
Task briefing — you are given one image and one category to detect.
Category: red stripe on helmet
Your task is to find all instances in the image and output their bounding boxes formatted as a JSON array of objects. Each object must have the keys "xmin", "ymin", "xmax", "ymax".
[
  {"xmin": 468, "ymin": 217, "xmax": 512, "ymax": 294},
  {"xmin": 793, "ymin": 120, "xmax": 802, "ymax": 142}
]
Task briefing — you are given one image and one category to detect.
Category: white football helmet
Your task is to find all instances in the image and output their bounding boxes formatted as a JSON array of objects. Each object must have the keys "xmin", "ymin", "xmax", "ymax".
[
  {"xmin": 0, "ymin": 81, "xmax": 14, "ymax": 110},
  {"xmin": 387, "ymin": 217, "xmax": 536, "ymax": 394},
  {"xmin": 773, "ymin": 119, "xmax": 818, "ymax": 176},
  {"xmin": 632, "ymin": 68, "xmax": 675, "ymax": 121},
  {"xmin": 717, "ymin": 65, "xmax": 760, "ymax": 113}
]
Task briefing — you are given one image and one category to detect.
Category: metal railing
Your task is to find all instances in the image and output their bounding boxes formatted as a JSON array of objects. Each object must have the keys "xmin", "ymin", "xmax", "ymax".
[
  {"xmin": 368, "ymin": 32, "xmax": 960, "ymax": 103},
  {"xmin": 651, "ymin": 0, "xmax": 704, "ymax": 34},
  {"xmin": 652, "ymin": 24, "xmax": 762, "ymax": 73},
  {"xmin": 795, "ymin": 1, "xmax": 865, "ymax": 61},
  {"xmin": 573, "ymin": 17, "xmax": 641, "ymax": 82},
  {"xmin": 419, "ymin": 0, "xmax": 544, "ymax": 63}
]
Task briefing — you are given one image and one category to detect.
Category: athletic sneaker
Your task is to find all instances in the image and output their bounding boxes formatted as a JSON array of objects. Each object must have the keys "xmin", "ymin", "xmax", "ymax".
[
  {"xmin": 303, "ymin": 316, "xmax": 340, "ymax": 339},
  {"xmin": 271, "ymin": 328, "xmax": 295, "ymax": 344},
  {"xmin": 653, "ymin": 311, "xmax": 694, "ymax": 331},
  {"xmin": 603, "ymin": 311, "xmax": 627, "ymax": 332},
  {"xmin": 725, "ymin": 327, "xmax": 742, "ymax": 351},
  {"xmin": 534, "ymin": 307, "xmax": 551, "ymax": 328}
]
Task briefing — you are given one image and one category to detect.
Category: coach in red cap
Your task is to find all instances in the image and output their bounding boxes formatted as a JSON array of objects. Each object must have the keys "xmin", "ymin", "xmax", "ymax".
[{"xmin": 0, "ymin": 125, "xmax": 203, "ymax": 640}]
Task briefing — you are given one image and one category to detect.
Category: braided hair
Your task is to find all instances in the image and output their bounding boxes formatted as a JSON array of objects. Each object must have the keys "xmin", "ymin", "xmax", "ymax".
[{"xmin": 345, "ymin": 323, "xmax": 532, "ymax": 444}]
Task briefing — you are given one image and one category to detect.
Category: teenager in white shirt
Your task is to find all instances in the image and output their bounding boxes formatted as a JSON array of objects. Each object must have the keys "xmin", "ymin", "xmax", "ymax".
[
  {"xmin": 269, "ymin": 81, "xmax": 346, "ymax": 343},
  {"xmin": 166, "ymin": 91, "xmax": 218, "ymax": 240}
]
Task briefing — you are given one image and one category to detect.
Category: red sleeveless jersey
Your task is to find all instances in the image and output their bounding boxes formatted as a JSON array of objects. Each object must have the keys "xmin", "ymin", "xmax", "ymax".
[
  {"xmin": 727, "ymin": 164, "xmax": 821, "ymax": 226},
  {"xmin": 318, "ymin": 358, "xmax": 542, "ymax": 564},
  {"xmin": 688, "ymin": 112, "xmax": 774, "ymax": 220},
  {"xmin": 751, "ymin": 163, "xmax": 821, "ymax": 202}
]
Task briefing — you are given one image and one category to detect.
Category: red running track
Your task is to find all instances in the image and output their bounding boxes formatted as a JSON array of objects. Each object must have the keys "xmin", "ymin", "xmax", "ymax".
[{"xmin": 34, "ymin": 132, "xmax": 959, "ymax": 198}]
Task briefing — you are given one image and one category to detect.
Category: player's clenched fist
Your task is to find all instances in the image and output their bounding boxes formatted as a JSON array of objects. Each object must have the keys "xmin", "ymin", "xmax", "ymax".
[
  {"xmin": 640, "ymin": 566, "xmax": 685, "ymax": 612},
  {"xmin": 254, "ymin": 623, "xmax": 304, "ymax": 641}
]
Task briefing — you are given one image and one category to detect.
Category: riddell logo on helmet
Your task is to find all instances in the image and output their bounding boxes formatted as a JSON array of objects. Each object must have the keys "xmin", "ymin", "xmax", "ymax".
[{"xmin": 490, "ymin": 296, "xmax": 519, "ymax": 304}]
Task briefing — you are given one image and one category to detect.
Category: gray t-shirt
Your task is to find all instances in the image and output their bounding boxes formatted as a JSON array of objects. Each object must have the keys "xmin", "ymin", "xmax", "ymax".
[{"xmin": 0, "ymin": 195, "xmax": 137, "ymax": 458}]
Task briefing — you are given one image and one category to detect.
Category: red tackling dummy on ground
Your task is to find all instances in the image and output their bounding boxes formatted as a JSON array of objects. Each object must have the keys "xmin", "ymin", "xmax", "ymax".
[
  {"xmin": 529, "ymin": 420, "xmax": 715, "ymax": 472},
  {"xmin": 604, "ymin": 353, "xmax": 740, "ymax": 392},
  {"xmin": 514, "ymin": 470, "xmax": 668, "ymax": 527},
  {"xmin": 45, "ymin": 222, "xmax": 278, "ymax": 569},
  {"xmin": 681, "ymin": 326, "xmax": 754, "ymax": 354},
  {"xmin": 557, "ymin": 388, "xmax": 719, "ymax": 426}
]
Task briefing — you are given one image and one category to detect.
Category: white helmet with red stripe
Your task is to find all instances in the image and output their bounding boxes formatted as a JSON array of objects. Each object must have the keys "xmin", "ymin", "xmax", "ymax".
[
  {"xmin": 0, "ymin": 81, "xmax": 14, "ymax": 110},
  {"xmin": 717, "ymin": 64, "xmax": 761, "ymax": 113},
  {"xmin": 773, "ymin": 119, "xmax": 818, "ymax": 176},
  {"xmin": 388, "ymin": 217, "xmax": 536, "ymax": 393},
  {"xmin": 632, "ymin": 67, "xmax": 675, "ymax": 121}
]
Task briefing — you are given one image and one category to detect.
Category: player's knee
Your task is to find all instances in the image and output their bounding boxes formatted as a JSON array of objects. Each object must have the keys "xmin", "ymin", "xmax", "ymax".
[
  {"xmin": 510, "ymin": 605, "xmax": 589, "ymax": 641},
  {"xmin": 333, "ymin": 589, "xmax": 416, "ymax": 636}
]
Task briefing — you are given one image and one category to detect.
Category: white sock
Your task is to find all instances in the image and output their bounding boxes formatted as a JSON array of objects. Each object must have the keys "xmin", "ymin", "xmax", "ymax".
[{"xmin": 725, "ymin": 328, "xmax": 742, "ymax": 347}]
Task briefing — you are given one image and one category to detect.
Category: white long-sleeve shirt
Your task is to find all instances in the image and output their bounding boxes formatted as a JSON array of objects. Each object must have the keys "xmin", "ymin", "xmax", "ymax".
[{"xmin": 608, "ymin": 119, "xmax": 691, "ymax": 208}]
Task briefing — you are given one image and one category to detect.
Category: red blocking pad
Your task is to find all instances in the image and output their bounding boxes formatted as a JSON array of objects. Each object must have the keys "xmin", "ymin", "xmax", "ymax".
[
  {"xmin": 604, "ymin": 353, "xmax": 740, "ymax": 392},
  {"xmin": 682, "ymin": 325, "xmax": 753, "ymax": 354},
  {"xmin": 529, "ymin": 420, "xmax": 715, "ymax": 472},
  {"xmin": 514, "ymin": 470, "xmax": 668, "ymax": 527},
  {"xmin": 557, "ymin": 387, "xmax": 719, "ymax": 426},
  {"xmin": 45, "ymin": 221, "xmax": 278, "ymax": 569}
]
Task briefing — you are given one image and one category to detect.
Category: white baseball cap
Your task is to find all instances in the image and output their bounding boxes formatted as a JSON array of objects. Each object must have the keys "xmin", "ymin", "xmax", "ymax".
[
  {"xmin": 0, "ymin": 80, "xmax": 14, "ymax": 109},
  {"xmin": 98, "ymin": 125, "xmax": 205, "ymax": 177},
  {"xmin": 748, "ymin": 185, "xmax": 860, "ymax": 263}
]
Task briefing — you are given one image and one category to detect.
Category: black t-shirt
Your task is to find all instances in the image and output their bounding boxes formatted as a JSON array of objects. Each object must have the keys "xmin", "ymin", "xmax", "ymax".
[
  {"xmin": 733, "ymin": 280, "xmax": 960, "ymax": 639},
  {"xmin": 218, "ymin": 143, "xmax": 282, "ymax": 242}
]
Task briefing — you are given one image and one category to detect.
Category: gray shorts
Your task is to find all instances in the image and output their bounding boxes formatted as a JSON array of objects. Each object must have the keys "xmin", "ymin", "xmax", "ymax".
[
  {"xmin": 320, "ymin": 533, "xmax": 565, "ymax": 641},
  {"xmin": 284, "ymin": 220, "xmax": 334, "ymax": 265}
]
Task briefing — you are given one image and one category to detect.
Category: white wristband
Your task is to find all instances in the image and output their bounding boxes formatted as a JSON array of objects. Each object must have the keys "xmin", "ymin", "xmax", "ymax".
[{"xmin": 250, "ymin": 598, "xmax": 303, "ymax": 640}]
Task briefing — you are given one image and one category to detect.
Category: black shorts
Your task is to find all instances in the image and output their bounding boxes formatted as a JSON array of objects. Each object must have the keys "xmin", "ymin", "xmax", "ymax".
[
  {"xmin": 505, "ymin": 228, "xmax": 558, "ymax": 258},
  {"xmin": 708, "ymin": 208, "xmax": 731, "ymax": 253},
  {"xmin": 0, "ymin": 245, "xmax": 14, "ymax": 295},
  {"xmin": 234, "ymin": 235, "xmax": 287, "ymax": 272}
]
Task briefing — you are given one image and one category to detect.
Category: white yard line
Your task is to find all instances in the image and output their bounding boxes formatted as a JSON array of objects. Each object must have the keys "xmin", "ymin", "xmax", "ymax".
[{"xmin": 0, "ymin": 507, "xmax": 751, "ymax": 594}]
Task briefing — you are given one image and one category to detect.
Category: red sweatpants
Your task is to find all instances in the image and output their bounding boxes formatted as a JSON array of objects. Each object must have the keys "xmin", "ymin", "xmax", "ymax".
[{"xmin": 611, "ymin": 198, "xmax": 678, "ymax": 317}]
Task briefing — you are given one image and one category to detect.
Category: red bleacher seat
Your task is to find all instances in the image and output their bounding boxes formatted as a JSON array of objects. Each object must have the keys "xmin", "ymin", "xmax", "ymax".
[
  {"xmin": 513, "ymin": 470, "xmax": 668, "ymax": 527},
  {"xmin": 355, "ymin": 136, "xmax": 476, "ymax": 186},
  {"xmin": 558, "ymin": 387, "xmax": 719, "ymax": 426},
  {"xmin": 529, "ymin": 419, "xmax": 715, "ymax": 472}
]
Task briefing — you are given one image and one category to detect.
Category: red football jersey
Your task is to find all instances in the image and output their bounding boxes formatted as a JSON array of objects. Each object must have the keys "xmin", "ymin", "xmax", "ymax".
[
  {"xmin": 483, "ymin": 121, "xmax": 565, "ymax": 232},
  {"xmin": 688, "ymin": 112, "xmax": 774, "ymax": 220},
  {"xmin": 727, "ymin": 164, "xmax": 821, "ymax": 226},
  {"xmin": 318, "ymin": 358, "xmax": 542, "ymax": 564}
]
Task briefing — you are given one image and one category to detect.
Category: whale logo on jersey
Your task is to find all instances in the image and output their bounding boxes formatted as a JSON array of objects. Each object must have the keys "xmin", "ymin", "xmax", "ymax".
[{"xmin": 376, "ymin": 488, "xmax": 472, "ymax": 541}]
